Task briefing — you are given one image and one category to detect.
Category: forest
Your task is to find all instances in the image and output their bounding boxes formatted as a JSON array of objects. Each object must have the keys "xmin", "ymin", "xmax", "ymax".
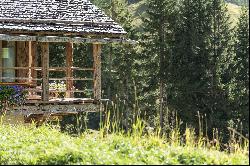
[{"xmin": 52, "ymin": 0, "xmax": 249, "ymax": 144}]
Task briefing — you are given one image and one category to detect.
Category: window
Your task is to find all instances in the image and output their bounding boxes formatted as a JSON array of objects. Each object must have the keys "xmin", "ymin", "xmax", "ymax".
[{"xmin": 0, "ymin": 41, "xmax": 16, "ymax": 82}]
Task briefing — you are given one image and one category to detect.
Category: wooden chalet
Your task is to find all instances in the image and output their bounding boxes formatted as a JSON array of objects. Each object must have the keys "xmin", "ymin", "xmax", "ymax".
[{"xmin": 0, "ymin": 0, "xmax": 133, "ymax": 122}]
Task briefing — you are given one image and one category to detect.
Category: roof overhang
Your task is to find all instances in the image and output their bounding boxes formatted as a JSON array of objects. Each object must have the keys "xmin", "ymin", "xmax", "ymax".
[
  {"xmin": 0, "ymin": 34, "xmax": 137, "ymax": 44},
  {"xmin": 0, "ymin": 0, "xmax": 127, "ymax": 36}
]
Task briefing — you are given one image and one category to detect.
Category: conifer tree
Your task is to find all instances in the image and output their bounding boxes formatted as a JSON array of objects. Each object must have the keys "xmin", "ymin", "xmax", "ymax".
[
  {"xmin": 231, "ymin": 7, "xmax": 249, "ymax": 134},
  {"xmin": 92, "ymin": 0, "xmax": 139, "ymax": 129},
  {"xmin": 205, "ymin": 0, "xmax": 235, "ymax": 138},
  {"xmin": 169, "ymin": 0, "xmax": 234, "ymax": 138},
  {"xmin": 169, "ymin": 0, "xmax": 213, "ymax": 130},
  {"xmin": 140, "ymin": 0, "xmax": 180, "ymax": 129}
]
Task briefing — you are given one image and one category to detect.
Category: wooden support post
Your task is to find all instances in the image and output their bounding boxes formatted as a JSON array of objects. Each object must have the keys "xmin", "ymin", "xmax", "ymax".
[
  {"xmin": 16, "ymin": 41, "xmax": 29, "ymax": 83},
  {"xmin": 41, "ymin": 42, "xmax": 49, "ymax": 101},
  {"xmin": 28, "ymin": 41, "xmax": 37, "ymax": 85},
  {"xmin": 93, "ymin": 44, "xmax": 102, "ymax": 100},
  {"xmin": 66, "ymin": 42, "xmax": 74, "ymax": 98},
  {"xmin": 0, "ymin": 41, "xmax": 2, "ymax": 81}
]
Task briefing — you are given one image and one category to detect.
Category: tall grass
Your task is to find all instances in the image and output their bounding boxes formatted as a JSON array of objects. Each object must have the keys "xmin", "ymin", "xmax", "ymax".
[
  {"xmin": 0, "ymin": 107, "xmax": 249, "ymax": 165},
  {"xmin": 0, "ymin": 116, "xmax": 249, "ymax": 164},
  {"xmin": 0, "ymin": 87, "xmax": 249, "ymax": 164},
  {"xmin": 97, "ymin": 96, "xmax": 249, "ymax": 157}
]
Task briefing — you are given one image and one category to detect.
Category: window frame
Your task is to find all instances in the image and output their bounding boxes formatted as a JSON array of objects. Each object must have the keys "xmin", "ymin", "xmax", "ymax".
[{"xmin": 0, "ymin": 40, "xmax": 16, "ymax": 83}]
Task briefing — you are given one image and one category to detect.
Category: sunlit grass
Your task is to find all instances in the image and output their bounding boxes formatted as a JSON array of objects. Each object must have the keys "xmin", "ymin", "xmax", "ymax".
[
  {"xmin": 0, "ymin": 120, "xmax": 248, "ymax": 165},
  {"xmin": 0, "ymin": 85, "xmax": 248, "ymax": 165}
]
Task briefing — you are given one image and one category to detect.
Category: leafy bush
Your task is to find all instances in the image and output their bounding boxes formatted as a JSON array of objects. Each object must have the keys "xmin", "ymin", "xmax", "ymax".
[{"xmin": 0, "ymin": 85, "xmax": 27, "ymax": 114}]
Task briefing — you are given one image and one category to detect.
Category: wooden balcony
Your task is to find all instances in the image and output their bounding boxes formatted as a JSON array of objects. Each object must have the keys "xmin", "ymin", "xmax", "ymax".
[{"xmin": 0, "ymin": 41, "xmax": 103, "ymax": 125}]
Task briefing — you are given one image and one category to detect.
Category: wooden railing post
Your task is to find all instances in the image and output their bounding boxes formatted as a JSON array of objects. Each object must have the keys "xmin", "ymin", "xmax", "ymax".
[
  {"xmin": 93, "ymin": 44, "xmax": 102, "ymax": 101},
  {"xmin": 41, "ymin": 42, "xmax": 49, "ymax": 101},
  {"xmin": 16, "ymin": 41, "xmax": 29, "ymax": 83},
  {"xmin": 28, "ymin": 41, "xmax": 37, "ymax": 85},
  {"xmin": 66, "ymin": 42, "xmax": 74, "ymax": 98}
]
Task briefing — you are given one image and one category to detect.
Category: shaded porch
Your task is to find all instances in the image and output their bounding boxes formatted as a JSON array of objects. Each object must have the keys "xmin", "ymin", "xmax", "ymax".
[
  {"xmin": 0, "ymin": 38, "xmax": 102, "ymax": 100},
  {"xmin": 0, "ymin": 0, "xmax": 134, "ymax": 124}
]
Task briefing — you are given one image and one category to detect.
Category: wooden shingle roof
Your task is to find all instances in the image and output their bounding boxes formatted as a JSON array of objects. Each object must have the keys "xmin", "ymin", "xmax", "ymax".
[{"xmin": 0, "ymin": 0, "xmax": 127, "ymax": 37}]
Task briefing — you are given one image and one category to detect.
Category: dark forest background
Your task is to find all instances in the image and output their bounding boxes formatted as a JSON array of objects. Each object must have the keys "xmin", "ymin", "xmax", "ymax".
[{"xmin": 55, "ymin": 0, "xmax": 249, "ymax": 143}]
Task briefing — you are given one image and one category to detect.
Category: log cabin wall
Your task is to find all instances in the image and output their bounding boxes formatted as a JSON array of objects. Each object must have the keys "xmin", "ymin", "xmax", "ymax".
[{"xmin": 16, "ymin": 41, "xmax": 29, "ymax": 83}]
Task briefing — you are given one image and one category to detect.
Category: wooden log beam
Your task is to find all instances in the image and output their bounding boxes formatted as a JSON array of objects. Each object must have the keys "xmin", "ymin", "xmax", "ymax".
[
  {"xmin": 49, "ymin": 78, "xmax": 93, "ymax": 81},
  {"xmin": 0, "ymin": 34, "xmax": 37, "ymax": 41},
  {"xmin": 0, "ymin": 82, "xmax": 36, "ymax": 87},
  {"xmin": 0, "ymin": 76, "xmax": 92, "ymax": 81},
  {"xmin": 16, "ymin": 104, "xmax": 101, "ymax": 114},
  {"xmin": 0, "ymin": 31, "xmax": 123, "ymax": 39},
  {"xmin": 0, "ymin": 18, "xmax": 119, "ymax": 26},
  {"xmin": 0, "ymin": 77, "xmax": 42, "ymax": 81},
  {"xmin": 38, "ymin": 37, "xmax": 136, "ymax": 44},
  {"xmin": 66, "ymin": 42, "xmax": 74, "ymax": 98},
  {"xmin": 93, "ymin": 44, "xmax": 102, "ymax": 100},
  {"xmin": 41, "ymin": 42, "xmax": 49, "ymax": 101},
  {"xmin": 0, "ymin": 34, "xmax": 137, "ymax": 44}
]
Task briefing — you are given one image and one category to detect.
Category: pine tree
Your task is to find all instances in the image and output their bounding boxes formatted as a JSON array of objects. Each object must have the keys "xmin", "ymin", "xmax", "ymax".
[
  {"xmin": 169, "ymin": 0, "xmax": 235, "ymax": 139},
  {"xmin": 231, "ymin": 7, "xmax": 249, "ymax": 134},
  {"xmin": 92, "ymin": 0, "xmax": 139, "ymax": 130},
  {"xmin": 140, "ymin": 0, "xmax": 180, "ymax": 129},
  {"xmin": 169, "ymin": 0, "xmax": 213, "ymax": 130},
  {"xmin": 206, "ymin": 0, "xmax": 235, "ymax": 137}
]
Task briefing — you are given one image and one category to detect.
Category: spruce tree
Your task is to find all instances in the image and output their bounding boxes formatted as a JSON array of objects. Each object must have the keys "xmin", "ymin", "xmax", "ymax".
[
  {"xmin": 169, "ymin": 0, "xmax": 213, "ymax": 131},
  {"xmin": 140, "ymin": 0, "xmax": 180, "ymax": 129},
  {"xmin": 92, "ymin": 0, "xmax": 139, "ymax": 130},
  {"xmin": 232, "ymin": 7, "xmax": 249, "ymax": 135},
  {"xmin": 207, "ymin": 0, "xmax": 235, "ymax": 137},
  {"xmin": 169, "ymin": 0, "xmax": 234, "ymax": 139}
]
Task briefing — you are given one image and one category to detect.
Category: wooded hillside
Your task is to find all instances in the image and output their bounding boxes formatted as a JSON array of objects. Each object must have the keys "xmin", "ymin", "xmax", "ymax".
[
  {"xmin": 53, "ymin": 0, "xmax": 249, "ymax": 144},
  {"xmin": 126, "ymin": 0, "xmax": 243, "ymax": 28}
]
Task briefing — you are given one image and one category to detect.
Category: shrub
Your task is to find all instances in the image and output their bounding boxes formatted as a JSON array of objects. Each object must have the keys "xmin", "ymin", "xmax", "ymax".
[{"xmin": 0, "ymin": 85, "xmax": 27, "ymax": 114}]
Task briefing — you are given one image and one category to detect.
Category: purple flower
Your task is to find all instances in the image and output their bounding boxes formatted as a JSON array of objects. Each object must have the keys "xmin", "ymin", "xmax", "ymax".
[{"xmin": 0, "ymin": 85, "xmax": 27, "ymax": 110}]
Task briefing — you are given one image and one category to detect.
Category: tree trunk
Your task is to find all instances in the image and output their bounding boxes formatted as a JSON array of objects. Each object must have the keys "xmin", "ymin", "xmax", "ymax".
[
  {"xmin": 160, "ymin": 80, "xmax": 164, "ymax": 129},
  {"xmin": 107, "ymin": 45, "xmax": 113, "ymax": 99}
]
